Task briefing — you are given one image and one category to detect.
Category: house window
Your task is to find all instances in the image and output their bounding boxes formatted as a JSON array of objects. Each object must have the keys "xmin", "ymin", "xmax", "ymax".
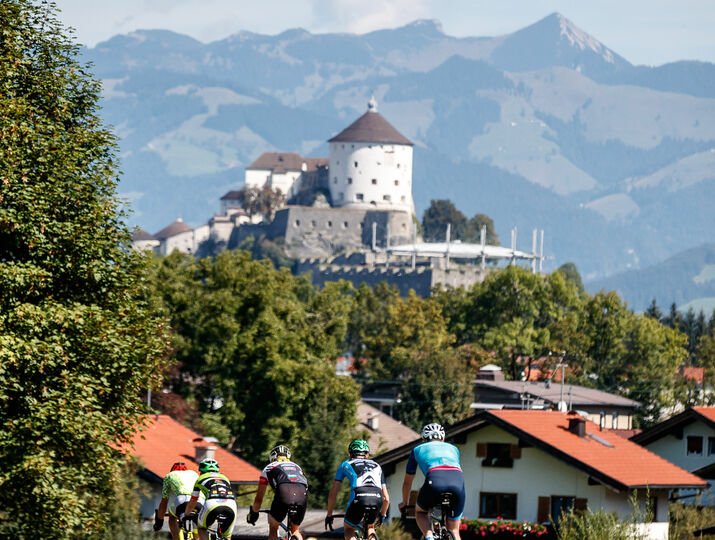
[
  {"xmin": 395, "ymin": 180, "xmax": 399, "ymax": 186},
  {"xmin": 479, "ymin": 443, "xmax": 515, "ymax": 468},
  {"xmin": 356, "ymin": 193, "xmax": 364, "ymax": 201},
  {"xmin": 479, "ymin": 493, "xmax": 517, "ymax": 519},
  {"xmin": 372, "ymin": 178, "xmax": 377, "ymax": 185},
  {"xmin": 348, "ymin": 177, "xmax": 353, "ymax": 184},
  {"xmin": 383, "ymin": 194, "xmax": 391, "ymax": 201},
  {"xmin": 551, "ymin": 496, "xmax": 575, "ymax": 524},
  {"xmin": 354, "ymin": 161, "xmax": 358, "ymax": 167},
  {"xmin": 709, "ymin": 437, "xmax": 715, "ymax": 456},
  {"xmin": 687, "ymin": 436, "xmax": 703, "ymax": 455}
]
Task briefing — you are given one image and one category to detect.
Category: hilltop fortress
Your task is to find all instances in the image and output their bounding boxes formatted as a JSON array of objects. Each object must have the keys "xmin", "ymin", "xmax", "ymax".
[
  {"xmin": 135, "ymin": 98, "xmax": 543, "ymax": 294},
  {"xmin": 134, "ymin": 97, "xmax": 416, "ymax": 257}
]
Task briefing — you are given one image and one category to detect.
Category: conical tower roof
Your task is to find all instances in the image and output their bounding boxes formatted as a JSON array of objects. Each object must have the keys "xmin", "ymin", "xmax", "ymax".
[
  {"xmin": 154, "ymin": 218, "xmax": 191, "ymax": 240},
  {"xmin": 328, "ymin": 98, "xmax": 412, "ymax": 146}
]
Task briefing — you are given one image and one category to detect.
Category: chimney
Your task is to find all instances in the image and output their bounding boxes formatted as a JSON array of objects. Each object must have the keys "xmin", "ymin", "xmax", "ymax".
[
  {"xmin": 195, "ymin": 445, "xmax": 217, "ymax": 463},
  {"xmin": 367, "ymin": 413, "xmax": 379, "ymax": 431},
  {"xmin": 568, "ymin": 417, "xmax": 586, "ymax": 437}
]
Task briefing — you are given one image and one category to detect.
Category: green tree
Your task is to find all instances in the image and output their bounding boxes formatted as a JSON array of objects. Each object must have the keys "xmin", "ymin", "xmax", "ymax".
[
  {"xmin": 644, "ymin": 299, "xmax": 663, "ymax": 321},
  {"xmin": 557, "ymin": 262, "xmax": 585, "ymax": 294},
  {"xmin": 466, "ymin": 213, "xmax": 499, "ymax": 245},
  {"xmin": 422, "ymin": 199, "xmax": 468, "ymax": 242},
  {"xmin": 0, "ymin": 1, "xmax": 170, "ymax": 536},
  {"xmin": 150, "ymin": 251, "xmax": 359, "ymax": 504},
  {"xmin": 236, "ymin": 184, "xmax": 286, "ymax": 220}
]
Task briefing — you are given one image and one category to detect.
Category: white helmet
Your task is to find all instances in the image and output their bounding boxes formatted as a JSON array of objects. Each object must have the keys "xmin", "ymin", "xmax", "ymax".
[
  {"xmin": 421, "ymin": 423, "xmax": 445, "ymax": 440},
  {"xmin": 269, "ymin": 445, "xmax": 291, "ymax": 462}
]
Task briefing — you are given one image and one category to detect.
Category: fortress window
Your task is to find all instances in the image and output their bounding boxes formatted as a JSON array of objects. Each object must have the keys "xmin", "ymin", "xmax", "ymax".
[
  {"xmin": 394, "ymin": 180, "xmax": 399, "ymax": 186},
  {"xmin": 343, "ymin": 221, "xmax": 349, "ymax": 229},
  {"xmin": 338, "ymin": 192, "xmax": 343, "ymax": 201},
  {"xmin": 342, "ymin": 144, "xmax": 345, "ymax": 149},
  {"xmin": 401, "ymin": 196, "xmax": 406, "ymax": 202},
  {"xmin": 371, "ymin": 178, "xmax": 377, "ymax": 185},
  {"xmin": 383, "ymin": 194, "xmax": 391, "ymax": 202},
  {"xmin": 356, "ymin": 193, "xmax": 364, "ymax": 201},
  {"xmin": 402, "ymin": 223, "xmax": 407, "ymax": 230},
  {"xmin": 397, "ymin": 163, "xmax": 400, "ymax": 168},
  {"xmin": 354, "ymin": 161, "xmax": 358, "ymax": 167},
  {"xmin": 348, "ymin": 177, "xmax": 353, "ymax": 184},
  {"xmin": 351, "ymin": 144, "xmax": 355, "ymax": 149},
  {"xmin": 334, "ymin": 177, "xmax": 338, "ymax": 184},
  {"xmin": 327, "ymin": 221, "xmax": 333, "ymax": 228},
  {"xmin": 295, "ymin": 219, "xmax": 301, "ymax": 227},
  {"xmin": 311, "ymin": 220, "xmax": 317, "ymax": 227}
]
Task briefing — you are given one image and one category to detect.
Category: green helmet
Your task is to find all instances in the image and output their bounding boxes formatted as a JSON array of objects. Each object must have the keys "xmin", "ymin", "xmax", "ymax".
[
  {"xmin": 199, "ymin": 458, "xmax": 220, "ymax": 473},
  {"xmin": 348, "ymin": 439, "xmax": 370, "ymax": 457}
]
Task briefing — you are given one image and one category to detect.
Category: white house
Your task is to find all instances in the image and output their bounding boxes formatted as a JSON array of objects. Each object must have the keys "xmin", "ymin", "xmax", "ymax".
[
  {"xmin": 328, "ymin": 97, "xmax": 414, "ymax": 214},
  {"xmin": 244, "ymin": 152, "xmax": 328, "ymax": 198},
  {"xmin": 375, "ymin": 410, "xmax": 707, "ymax": 540},
  {"xmin": 631, "ymin": 407, "xmax": 715, "ymax": 505}
]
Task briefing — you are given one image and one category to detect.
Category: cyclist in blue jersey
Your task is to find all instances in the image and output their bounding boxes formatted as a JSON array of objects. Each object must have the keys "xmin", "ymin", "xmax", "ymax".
[
  {"xmin": 325, "ymin": 439, "xmax": 390, "ymax": 540},
  {"xmin": 398, "ymin": 423, "xmax": 464, "ymax": 540}
]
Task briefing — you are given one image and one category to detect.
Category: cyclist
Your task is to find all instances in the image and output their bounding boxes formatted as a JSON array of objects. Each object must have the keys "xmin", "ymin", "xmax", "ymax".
[
  {"xmin": 154, "ymin": 462, "xmax": 201, "ymax": 539},
  {"xmin": 183, "ymin": 458, "xmax": 237, "ymax": 540},
  {"xmin": 398, "ymin": 423, "xmax": 464, "ymax": 540},
  {"xmin": 247, "ymin": 445, "xmax": 308, "ymax": 540},
  {"xmin": 325, "ymin": 439, "xmax": 389, "ymax": 540}
]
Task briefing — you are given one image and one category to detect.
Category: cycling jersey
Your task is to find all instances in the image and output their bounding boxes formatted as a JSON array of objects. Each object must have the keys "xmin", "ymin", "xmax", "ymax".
[
  {"xmin": 406, "ymin": 441, "xmax": 461, "ymax": 475},
  {"xmin": 260, "ymin": 460, "xmax": 308, "ymax": 489},
  {"xmin": 162, "ymin": 470, "xmax": 199, "ymax": 499},
  {"xmin": 192, "ymin": 472, "xmax": 235, "ymax": 501},
  {"xmin": 335, "ymin": 458, "xmax": 385, "ymax": 490}
]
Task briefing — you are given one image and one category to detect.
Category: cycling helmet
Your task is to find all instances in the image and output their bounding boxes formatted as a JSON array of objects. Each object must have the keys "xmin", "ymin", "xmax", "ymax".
[
  {"xmin": 198, "ymin": 458, "xmax": 220, "ymax": 473},
  {"xmin": 421, "ymin": 423, "xmax": 445, "ymax": 441},
  {"xmin": 170, "ymin": 462, "xmax": 188, "ymax": 472},
  {"xmin": 348, "ymin": 439, "xmax": 370, "ymax": 457},
  {"xmin": 269, "ymin": 445, "xmax": 291, "ymax": 462}
]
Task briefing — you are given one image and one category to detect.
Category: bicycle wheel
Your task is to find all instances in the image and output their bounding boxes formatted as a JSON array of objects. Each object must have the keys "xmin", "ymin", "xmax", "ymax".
[{"xmin": 439, "ymin": 528, "xmax": 454, "ymax": 540}]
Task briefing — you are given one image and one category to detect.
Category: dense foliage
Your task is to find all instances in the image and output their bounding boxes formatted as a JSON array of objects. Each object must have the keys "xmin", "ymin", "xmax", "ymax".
[
  {"xmin": 0, "ymin": 0, "xmax": 170, "ymax": 536},
  {"xmin": 422, "ymin": 199, "xmax": 499, "ymax": 245}
]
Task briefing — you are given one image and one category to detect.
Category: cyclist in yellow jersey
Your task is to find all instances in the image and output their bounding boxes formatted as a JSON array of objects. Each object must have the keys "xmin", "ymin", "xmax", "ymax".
[
  {"xmin": 184, "ymin": 458, "xmax": 238, "ymax": 540},
  {"xmin": 154, "ymin": 462, "xmax": 201, "ymax": 539}
]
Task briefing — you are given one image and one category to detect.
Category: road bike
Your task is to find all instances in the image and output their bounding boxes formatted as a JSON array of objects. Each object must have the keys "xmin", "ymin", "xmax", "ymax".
[
  {"xmin": 155, "ymin": 509, "xmax": 199, "ymax": 539},
  {"xmin": 328, "ymin": 512, "xmax": 381, "ymax": 540},
  {"xmin": 401, "ymin": 492, "xmax": 457, "ymax": 540},
  {"xmin": 259, "ymin": 508, "xmax": 301, "ymax": 540}
]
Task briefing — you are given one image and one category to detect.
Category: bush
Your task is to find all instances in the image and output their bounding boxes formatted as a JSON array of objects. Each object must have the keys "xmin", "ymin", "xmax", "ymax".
[
  {"xmin": 461, "ymin": 518, "xmax": 549, "ymax": 538},
  {"xmin": 669, "ymin": 502, "xmax": 715, "ymax": 540}
]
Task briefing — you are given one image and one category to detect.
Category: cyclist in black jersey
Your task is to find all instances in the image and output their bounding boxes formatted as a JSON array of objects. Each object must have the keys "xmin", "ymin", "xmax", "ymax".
[{"xmin": 247, "ymin": 445, "xmax": 308, "ymax": 540}]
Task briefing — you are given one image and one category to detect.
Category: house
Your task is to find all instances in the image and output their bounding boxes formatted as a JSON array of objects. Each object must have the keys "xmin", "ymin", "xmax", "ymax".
[
  {"xmin": 357, "ymin": 401, "xmax": 419, "ymax": 455},
  {"xmin": 631, "ymin": 407, "xmax": 715, "ymax": 504},
  {"xmin": 122, "ymin": 415, "xmax": 260, "ymax": 518},
  {"xmin": 473, "ymin": 365, "xmax": 640, "ymax": 430},
  {"xmin": 244, "ymin": 152, "xmax": 329, "ymax": 199},
  {"xmin": 131, "ymin": 228, "xmax": 159, "ymax": 251},
  {"xmin": 376, "ymin": 410, "xmax": 707, "ymax": 540}
]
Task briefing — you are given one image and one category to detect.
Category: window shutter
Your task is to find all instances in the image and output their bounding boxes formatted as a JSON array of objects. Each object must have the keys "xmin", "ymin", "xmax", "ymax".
[
  {"xmin": 509, "ymin": 445, "xmax": 522, "ymax": 459},
  {"xmin": 476, "ymin": 443, "xmax": 487, "ymax": 457},
  {"xmin": 537, "ymin": 497, "xmax": 550, "ymax": 523},
  {"xmin": 574, "ymin": 498, "xmax": 588, "ymax": 515}
]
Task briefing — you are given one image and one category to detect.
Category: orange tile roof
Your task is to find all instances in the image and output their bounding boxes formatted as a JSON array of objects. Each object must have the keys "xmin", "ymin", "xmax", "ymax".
[
  {"xmin": 487, "ymin": 410, "xmax": 706, "ymax": 490},
  {"xmin": 693, "ymin": 407, "xmax": 715, "ymax": 423},
  {"xmin": 122, "ymin": 415, "xmax": 260, "ymax": 484},
  {"xmin": 679, "ymin": 366, "xmax": 705, "ymax": 384}
]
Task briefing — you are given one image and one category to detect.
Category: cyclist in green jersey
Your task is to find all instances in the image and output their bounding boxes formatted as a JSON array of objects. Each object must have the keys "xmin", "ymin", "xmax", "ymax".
[
  {"xmin": 184, "ymin": 458, "xmax": 238, "ymax": 540},
  {"xmin": 154, "ymin": 462, "xmax": 201, "ymax": 539}
]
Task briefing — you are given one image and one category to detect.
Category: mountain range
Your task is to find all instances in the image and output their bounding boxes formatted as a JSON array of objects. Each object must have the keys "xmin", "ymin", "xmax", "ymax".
[{"xmin": 82, "ymin": 13, "xmax": 715, "ymax": 284}]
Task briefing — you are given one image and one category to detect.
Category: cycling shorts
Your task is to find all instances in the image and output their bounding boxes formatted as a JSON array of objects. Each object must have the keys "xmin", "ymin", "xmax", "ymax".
[
  {"xmin": 270, "ymin": 483, "xmax": 308, "ymax": 525},
  {"xmin": 416, "ymin": 469, "xmax": 465, "ymax": 521},
  {"xmin": 198, "ymin": 498, "xmax": 237, "ymax": 538},
  {"xmin": 169, "ymin": 494, "xmax": 203, "ymax": 518},
  {"xmin": 344, "ymin": 486, "xmax": 382, "ymax": 528}
]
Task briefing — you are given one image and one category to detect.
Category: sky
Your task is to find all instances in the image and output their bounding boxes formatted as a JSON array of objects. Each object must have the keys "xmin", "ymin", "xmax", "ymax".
[{"xmin": 53, "ymin": 0, "xmax": 714, "ymax": 66}]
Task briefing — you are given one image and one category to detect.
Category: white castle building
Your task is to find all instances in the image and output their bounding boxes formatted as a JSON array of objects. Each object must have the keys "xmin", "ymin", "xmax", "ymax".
[{"xmin": 327, "ymin": 97, "xmax": 414, "ymax": 213}]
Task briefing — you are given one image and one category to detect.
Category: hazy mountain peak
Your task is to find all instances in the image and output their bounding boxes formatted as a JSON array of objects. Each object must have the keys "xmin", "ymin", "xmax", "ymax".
[
  {"xmin": 404, "ymin": 19, "xmax": 444, "ymax": 34},
  {"xmin": 550, "ymin": 12, "xmax": 614, "ymax": 63}
]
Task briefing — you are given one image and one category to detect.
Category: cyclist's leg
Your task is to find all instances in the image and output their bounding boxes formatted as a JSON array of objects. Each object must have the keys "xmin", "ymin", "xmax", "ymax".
[
  {"xmin": 343, "ymin": 522, "xmax": 360, "ymax": 540},
  {"xmin": 268, "ymin": 516, "xmax": 283, "ymax": 540}
]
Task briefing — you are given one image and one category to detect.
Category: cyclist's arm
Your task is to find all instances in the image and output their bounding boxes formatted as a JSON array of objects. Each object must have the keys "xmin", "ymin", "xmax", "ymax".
[
  {"xmin": 380, "ymin": 484, "xmax": 390, "ymax": 517},
  {"xmin": 326, "ymin": 479, "xmax": 342, "ymax": 517},
  {"xmin": 400, "ymin": 473, "xmax": 414, "ymax": 509},
  {"xmin": 251, "ymin": 483, "xmax": 268, "ymax": 512}
]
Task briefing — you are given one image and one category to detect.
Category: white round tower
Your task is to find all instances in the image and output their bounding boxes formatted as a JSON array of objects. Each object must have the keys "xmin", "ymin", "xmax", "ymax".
[{"xmin": 328, "ymin": 97, "xmax": 414, "ymax": 213}]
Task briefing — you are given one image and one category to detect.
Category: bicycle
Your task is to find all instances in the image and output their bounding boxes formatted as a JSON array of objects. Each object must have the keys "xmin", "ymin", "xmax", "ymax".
[
  {"xmin": 154, "ymin": 509, "xmax": 199, "ymax": 539},
  {"xmin": 258, "ymin": 508, "xmax": 301, "ymax": 540},
  {"xmin": 400, "ymin": 492, "xmax": 457, "ymax": 540},
  {"xmin": 328, "ymin": 512, "xmax": 381, "ymax": 540}
]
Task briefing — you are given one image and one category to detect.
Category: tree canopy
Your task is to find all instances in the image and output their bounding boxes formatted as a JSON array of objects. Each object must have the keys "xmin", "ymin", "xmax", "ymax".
[{"xmin": 0, "ymin": 1, "xmax": 170, "ymax": 536}]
